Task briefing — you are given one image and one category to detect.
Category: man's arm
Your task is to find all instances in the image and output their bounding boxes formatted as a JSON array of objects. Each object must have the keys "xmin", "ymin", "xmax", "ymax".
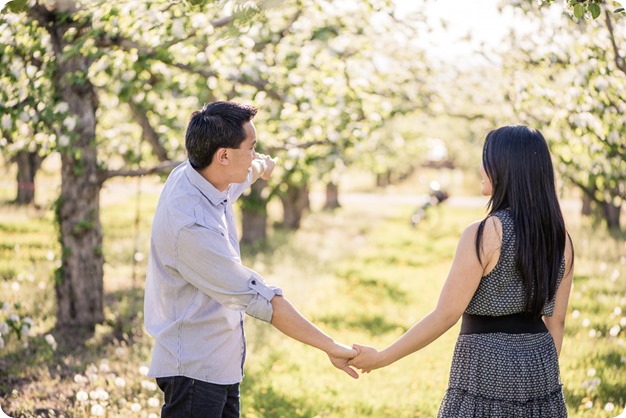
[{"xmin": 270, "ymin": 295, "xmax": 359, "ymax": 379}]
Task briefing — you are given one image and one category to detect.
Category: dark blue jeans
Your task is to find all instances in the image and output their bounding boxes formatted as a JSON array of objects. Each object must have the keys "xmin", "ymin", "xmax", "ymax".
[{"xmin": 156, "ymin": 376, "xmax": 240, "ymax": 418}]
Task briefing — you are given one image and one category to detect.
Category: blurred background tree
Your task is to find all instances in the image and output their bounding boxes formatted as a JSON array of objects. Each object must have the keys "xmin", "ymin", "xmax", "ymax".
[{"xmin": 498, "ymin": 0, "xmax": 625, "ymax": 230}]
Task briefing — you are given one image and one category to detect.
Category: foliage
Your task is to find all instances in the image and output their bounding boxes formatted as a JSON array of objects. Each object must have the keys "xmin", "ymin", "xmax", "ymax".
[
  {"xmin": 542, "ymin": 0, "xmax": 626, "ymax": 19},
  {"xmin": 498, "ymin": 0, "xmax": 625, "ymax": 229},
  {"xmin": 1, "ymin": 0, "xmax": 436, "ymax": 191},
  {"xmin": 0, "ymin": 12, "xmax": 62, "ymax": 161}
]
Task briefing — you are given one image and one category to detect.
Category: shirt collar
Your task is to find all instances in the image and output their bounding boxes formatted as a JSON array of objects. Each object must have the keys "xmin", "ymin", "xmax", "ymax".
[{"xmin": 184, "ymin": 161, "xmax": 230, "ymax": 206}]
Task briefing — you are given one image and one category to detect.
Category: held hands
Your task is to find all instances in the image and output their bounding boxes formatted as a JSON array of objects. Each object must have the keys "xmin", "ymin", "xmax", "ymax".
[
  {"xmin": 348, "ymin": 344, "xmax": 384, "ymax": 374},
  {"xmin": 327, "ymin": 342, "xmax": 360, "ymax": 379},
  {"xmin": 326, "ymin": 342, "xmax": 385, "ymax": 378}
]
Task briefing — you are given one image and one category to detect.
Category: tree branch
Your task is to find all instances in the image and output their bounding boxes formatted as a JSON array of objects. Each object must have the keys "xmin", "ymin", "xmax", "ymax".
[
  {"xmin": 98, "ymin": 160, "xmax": 182, "ymax": 183},
  {"xmin": 211, "ymin": 15, "xmax": 236, "ymax": 28},
  {"xmin": 27, "ymin": 3, "xmax": 54, "ymax": 25},
  {"xmin": 254, "ymin": 8, "xmax": 303, "ymax": 52},
  {"xmin": 127, "ymin": 100, "xmax": 170, "ymax": 162},
  {"xmin": 266, "ymin": 140, "xmax": 329, "ymax": 153},
  {"xmin": 605, "ymin": 10, "xmax": 626, "ymax": 75},
  {"xmin": 94, "ymin": 32, "xmax": 285, "ymax": 101}
]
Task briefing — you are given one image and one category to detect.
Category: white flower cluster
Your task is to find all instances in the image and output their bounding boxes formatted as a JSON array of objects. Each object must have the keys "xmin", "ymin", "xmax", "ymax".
[
  {"xmin": 72, "ymin": 361, "xmax": 160, "ymax": 417},
  {"xmin": 0, "ymin": 302, "xmax": 34, "ymax": 350}
]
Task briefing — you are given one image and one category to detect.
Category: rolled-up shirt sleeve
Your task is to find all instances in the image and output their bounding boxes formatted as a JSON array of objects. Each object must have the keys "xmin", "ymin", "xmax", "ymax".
[{"xmin": 176, "ymin": 224, "xmax": 282, "ymax": 323}]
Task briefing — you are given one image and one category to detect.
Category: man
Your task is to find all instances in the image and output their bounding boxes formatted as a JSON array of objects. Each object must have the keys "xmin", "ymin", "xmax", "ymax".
[{"xmin": 144, "ymin": 101, "xmax": 357, "ymax": 418}]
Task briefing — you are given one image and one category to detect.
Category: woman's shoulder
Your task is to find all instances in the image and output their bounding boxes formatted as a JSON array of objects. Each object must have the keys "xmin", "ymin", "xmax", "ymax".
[
  {"xmin": 463, "ymin": 216, "xmax": 502, "ymax": 246},
  {"xmin": 464, "ymin": 214, "xmax": 503, "ymax": 235}
]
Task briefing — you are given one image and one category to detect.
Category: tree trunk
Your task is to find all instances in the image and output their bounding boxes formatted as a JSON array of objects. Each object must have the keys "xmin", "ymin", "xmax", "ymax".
[
  {"xmin": 241, "ymin": 179, "xmax": 268, "ymax": 244},
  {"xmin": 14, "ymin": 150, "xmax": 42, "ymax": 205},
  {"xmin": 581, "ymin": 193, "xmax": 593, "ymax": 216},
  {"xmin": 280, "ymin": 182, "xmax": 309, "ymax": 229},
  {"xmin": 323, "ymin": 181, "xmax": 340, "ymax": 210},
  {"xmin": 376, "ymin": 170, "xmax": 391, "ymax": 187},
  {"xmin": 602, "ymin": 201, "xmax": 621, "ymax": 231},
  {"xmin": 47, "ymin": 9, "xmax": 104, "ymax": 330}
]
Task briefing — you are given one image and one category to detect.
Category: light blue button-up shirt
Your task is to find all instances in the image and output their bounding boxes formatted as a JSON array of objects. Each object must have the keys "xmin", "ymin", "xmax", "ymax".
[{"xmin": 144, "ymin": 161, "xmax": 282, "ymax": 384}]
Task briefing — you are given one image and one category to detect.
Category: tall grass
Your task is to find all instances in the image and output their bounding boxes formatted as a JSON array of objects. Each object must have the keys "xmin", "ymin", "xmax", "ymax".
[{"xmin": 0, "ymin": 177, "xmax": 624, "ymax": 417}]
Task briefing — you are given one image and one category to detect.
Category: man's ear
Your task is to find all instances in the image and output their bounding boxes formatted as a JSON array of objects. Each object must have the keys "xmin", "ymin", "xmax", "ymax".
[{"xmin": 215, "ymin": 148, "xmax": 229, "ymax": 166}]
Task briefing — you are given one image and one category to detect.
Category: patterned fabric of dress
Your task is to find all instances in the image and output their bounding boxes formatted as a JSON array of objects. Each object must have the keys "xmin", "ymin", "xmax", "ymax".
[{"xmin": 438, "ymin": 210, "xmax": 568, "ymax": 418}]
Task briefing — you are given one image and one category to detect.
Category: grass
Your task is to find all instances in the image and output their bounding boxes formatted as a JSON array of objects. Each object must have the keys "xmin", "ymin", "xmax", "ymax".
[{"xmin": 0, "ymin": 175, "xmax": 624, "ymax": 417}]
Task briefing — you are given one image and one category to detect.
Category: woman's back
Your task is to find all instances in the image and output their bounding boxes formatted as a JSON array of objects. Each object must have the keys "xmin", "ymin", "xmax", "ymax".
[{"xmin": 465, "ymin": 210, "xmax": 565, "ymax": 317}]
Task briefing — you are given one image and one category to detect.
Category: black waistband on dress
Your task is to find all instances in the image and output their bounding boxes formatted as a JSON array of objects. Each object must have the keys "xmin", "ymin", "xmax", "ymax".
[{"xmin": 460, "ymin": 312, "xmax": 548, "ymax": 335}]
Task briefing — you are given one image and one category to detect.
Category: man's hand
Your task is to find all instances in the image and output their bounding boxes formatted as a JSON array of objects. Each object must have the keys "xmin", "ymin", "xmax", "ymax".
[
  {"xmin": 348, "ymin": 343, "xmax": 383, "ymax": 374},
  {"xmin": 327, "ymin": 342, "xmax": 359, "ymax": 379},
  {"xmin": 253, "ymin": 153, "xmax": 278, "ymax": 181}
]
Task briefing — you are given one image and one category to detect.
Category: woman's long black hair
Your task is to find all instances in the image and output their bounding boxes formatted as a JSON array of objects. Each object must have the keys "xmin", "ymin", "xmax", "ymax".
[{"xmin": 476, "ymin": 125, "xmax": 566, "ymax": 315}]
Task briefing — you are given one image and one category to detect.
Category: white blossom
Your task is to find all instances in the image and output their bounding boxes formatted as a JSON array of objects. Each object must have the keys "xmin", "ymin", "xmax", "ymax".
[
  {"xmin": 115, "ymin": 377, "xmax": 126, "ymax": 388},
  {"xmin": 44, "ymin": 334, "xmax": 57, "ymax": 350},
  {"xmin": 141, "ymin": 380, "xmax": 157, "ymax": 392},
  {"xmin": 54, "ymin": 102, "xmax": 70, "ymax": 114},
  {"xmin": 171, "ymin": 19, "xmax": 184, "ymax": 38},
  {"xmin": 58, "ymin": 135, "xmax": 70, "ymax": 147},
  {"xmin": 90, "ymin": 404, "xmax": 105, "ymax": 417},
  {"xmin": 62, "ymin": 116, "xmax": 76, "ymax": 131},
  {"xmin": 191, "ymin": 13, "xmax": 209, "ymax": 29},
  {"xmin": 74, "ymin": 374, "xmax": 88, "ymax": 384},
  {"xmin": 20, "ymin": 324, "xmax": 30, "ymax": 337},
  {"xmin": 76, "ymin": 390, "xmax": 88, "ymax": 402},
  {"xmin": 1, "ymin": 114, "xmax": 12, "ymax": 130}
]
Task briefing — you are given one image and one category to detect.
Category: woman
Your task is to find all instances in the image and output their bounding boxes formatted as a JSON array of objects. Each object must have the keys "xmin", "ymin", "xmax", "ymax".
[{"xmin": 349, "ymin": 125, "xmax": 574, "ymax": 417}]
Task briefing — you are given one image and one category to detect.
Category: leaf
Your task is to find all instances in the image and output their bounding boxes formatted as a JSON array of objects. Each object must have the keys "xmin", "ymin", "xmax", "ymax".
[
  {"xmin": 589, "ymin": 3, "xmax": 601, "ymax": 19},
  {"xmin": 311, "ymin": 26, "xmax": 339, "ymax": 41},
  {"xmin": 615, "ymin": 7, "xmax": 625, "ymax": 13},
  {"xmin": 5, "ymin": 0, "xmax": 28, "ymax": 13},
  {"xmin": 573, "ymin": 3, "xmax": 585, "ymax": 18}
]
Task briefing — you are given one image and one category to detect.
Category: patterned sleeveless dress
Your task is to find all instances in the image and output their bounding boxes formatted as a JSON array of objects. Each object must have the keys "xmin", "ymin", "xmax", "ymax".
[{"xmin": 437, "ymin": 210, "xmax": 568, "ymax": 417}]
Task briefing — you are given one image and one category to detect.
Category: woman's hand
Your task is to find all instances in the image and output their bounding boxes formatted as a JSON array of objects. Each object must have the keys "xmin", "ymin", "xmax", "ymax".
[{"xmin": 348, "ymin": 344, "xmax": 385, "ymax": 374}]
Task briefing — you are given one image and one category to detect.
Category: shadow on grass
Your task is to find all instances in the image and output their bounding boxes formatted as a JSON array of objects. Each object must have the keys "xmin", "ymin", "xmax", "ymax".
[
  {"xmin": 241, "ymin": 374, "xmax": 319, "ymax": 418},
  {"xmin": 0, "ymin": 287, "xmax": 144, "ymax": 418},
  {"xmin": 241, "ymin": 357, "xmax": 342, "ymax": 418},
  {"xmin": 337, "ymin": 272, "xmax": 410, "ymax": 305},
  {"xmin": 315, "ymin": 312, "xmax": 408, "ymax": 336}
]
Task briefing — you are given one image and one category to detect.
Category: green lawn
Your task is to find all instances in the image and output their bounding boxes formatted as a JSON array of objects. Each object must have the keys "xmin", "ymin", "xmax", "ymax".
[{"xmin": 0, "ymin": 178, "xmax": 624, "ymax": 417}]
